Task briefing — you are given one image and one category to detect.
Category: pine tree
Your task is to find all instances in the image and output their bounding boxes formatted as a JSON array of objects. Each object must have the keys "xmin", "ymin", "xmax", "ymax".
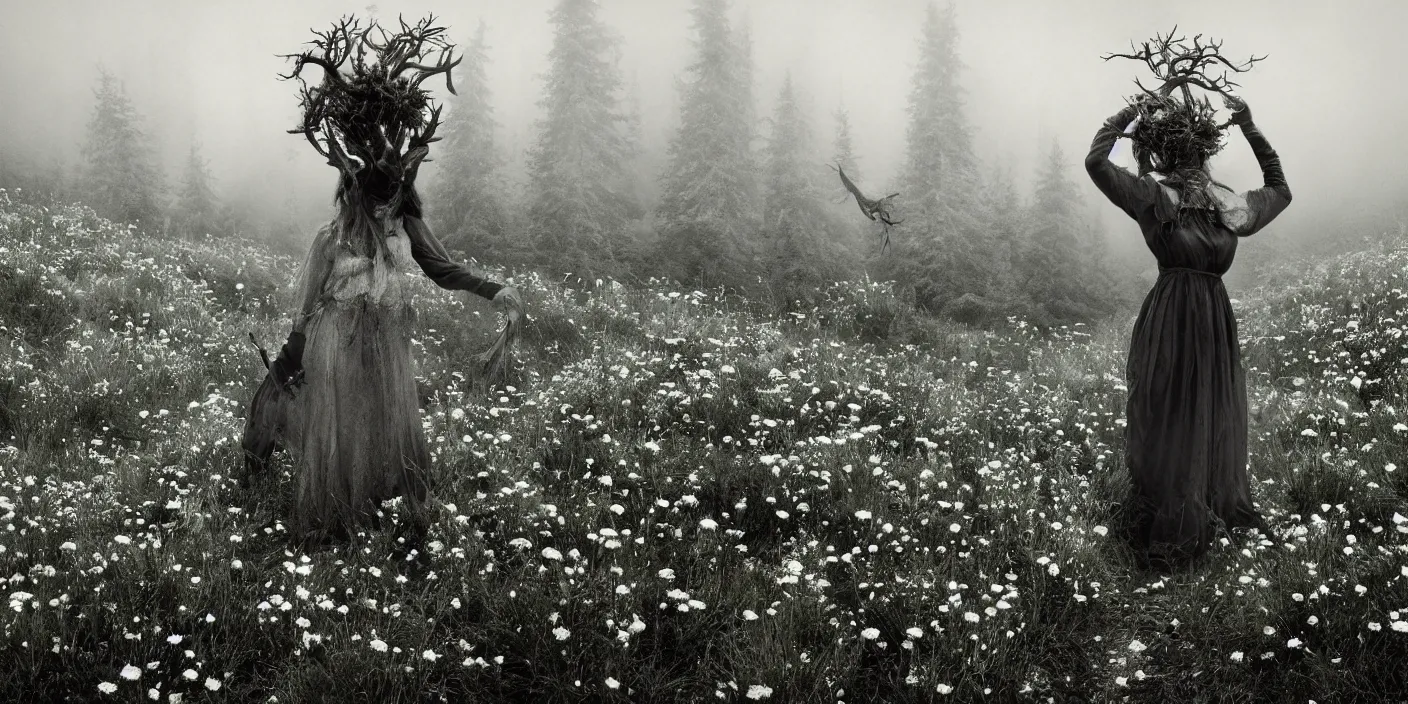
[
  {"xmin": 899, "ymin": 3, "xmax": 975, "ymax": 222},
  {"xmin": 977, "ymin": 164, "xmax": 1028, "ymax": 313},
  {"xmin": 732, "ymin": 16, "xmax": 762, "ymax": 226},
  {"xmin": 656, "ymin": 0, "xmax": 757, "ymax": 289},
  {"xmin": 82, "ymin": 69, "xmax": 164, "ymax": 226},
  {"xmin": 828, "ymin": 103, "xmax": 872, "ymax": 259},
  {"xmin": 733, "ymin": 18, "xmax": 758, "ymax": 153},
  {"xmin": 525, "ymin": 0, "xmax": 638, "ymax": 280},
  {"xmin": 886, "ymin": 3, "xmax": 998, "ymax": 315},
  {"xmin": 761, "ymin": 74, "xmax": 839, "ymax": 296},
  {"xmin": 1074, "ymin": 199, "xmax": 1126, "ymax": 314},
  {"xmin": 428, "ymin": 20, "xmax": 510, "ymax": 262},
  {"xmin": 1022, "ymin": 139, "xmax": 1106, "ymax": 325},
  {"xmin": 623, "ymin": 70, "xmax": 661, "ymax": 212},
  {"xmin": 620, "ymin": 70, "xmax": 646, "ymax": 208},
  {"xmin": 613, "ymin": 68, "xmax": 655, "ymax": 278},
  {"xmin": 172, "ymin": 142, "xmax": 220, "ymax": 238},
  {"xmin": 832, "ymin": 105, "xmax": 859, "ymax": 183}
]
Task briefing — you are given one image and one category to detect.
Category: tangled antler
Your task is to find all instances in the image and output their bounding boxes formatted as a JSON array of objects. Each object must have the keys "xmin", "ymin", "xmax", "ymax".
[
  {"xmin": 1102, "ymin": 26, "xmax": 1266, "ymax": 100},
  {"xmin": 381, "ymin": 16, "xmax": 461, "ymax": 92},
  {"xmin": 278, "ymin": 14, "xmax": 460, "ymax": 184}
]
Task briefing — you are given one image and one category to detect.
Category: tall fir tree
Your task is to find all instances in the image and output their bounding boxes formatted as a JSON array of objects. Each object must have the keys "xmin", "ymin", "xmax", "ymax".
[
  {"xmin": 831, "ymin": 104, "xmax": 859, "ymax": 183},
  {"xmin": 1021, "ymin": 139, "xmax": 1108, "ymax": 325},
  {"xmin": 621, "ymin": 69, "xmax": 646, "ymax": 207},
  {"xmin": 613, "ymin": 68, "xmax": 656, "ymax": 277},
  {"xmin": 887, "ymin": 3, "xmax": 1002, "ymax": 315},
  {"xmin": 734, "ymin": 18, "xmax": 759, "ymax": 150},
  {"xmin": 525, "ymin": 0, "xmax": 638, "ymax": 280},
  {"xmin": 1074, "ymin": 198, "xmax": 1127, "ymax": 313},
  {"xmin": 761, "ymin": 74, "xmax": 840, "ymax": 296},
  {"xmin": 172, "ymin": 142, "xmax": 220, "ymax": 238},
  {"xmin": 976, "ymin": 164, "xmax": 1028, "ymax": 312},
  {"xmin": 656, "ymin": 0, "xmax": 757, "ymax": 289},
  {"xmin": 623, "ymin": 69, "xmax": 664, "ymax": 213},
  {"xmin": 82, "ymin": 69, "xmax": 164, "ymax": 226},
  {"xmin": 428, "ymin": 20, "xmax": 511, "ymax": 263},
  {"xmin": 733, "ymin": 16, "xmax": 762, "ymax": 228},
  {"xmin": 899, "ymin": 4, "xmax": 975, "ymax": 220},
  {"xmin": 827, "ymin": 103, "xmax": 872, "ymax": 258}
]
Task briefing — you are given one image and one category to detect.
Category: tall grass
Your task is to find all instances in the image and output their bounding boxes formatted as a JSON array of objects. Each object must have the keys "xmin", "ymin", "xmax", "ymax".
[{"xmin": 1, "ymin": 190, "xmax": 1406, "ymax": 702}]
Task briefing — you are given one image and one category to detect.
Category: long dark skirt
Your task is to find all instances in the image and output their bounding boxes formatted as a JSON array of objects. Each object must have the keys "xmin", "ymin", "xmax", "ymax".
[{"xmin": 1123, "ymin": 270, "xmax": 1261, "ymax": 567}]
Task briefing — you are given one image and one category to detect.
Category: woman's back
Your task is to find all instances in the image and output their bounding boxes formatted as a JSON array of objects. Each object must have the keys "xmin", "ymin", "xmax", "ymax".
[
  {"xmin": 1131, "ymin": 183, "xmax": 1244, "ymax": 275},
  {"xmin": 1083, "ymin": 100, "xmax": 1291, "ymax": 568}
]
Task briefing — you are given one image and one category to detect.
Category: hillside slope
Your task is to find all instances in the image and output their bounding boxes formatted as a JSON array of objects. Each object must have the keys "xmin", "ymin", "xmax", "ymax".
[{"xmin": 1, "ymin": 191, "xmax": 1406, "ymax": 702}]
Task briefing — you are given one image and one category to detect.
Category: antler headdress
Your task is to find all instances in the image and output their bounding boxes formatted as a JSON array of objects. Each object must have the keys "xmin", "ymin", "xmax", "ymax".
[
  {"xmin": 1101, "ymin": 28, "xmax": 1265, "ymax": 190},
  {"xmin": 280, "ymin": 15, "xmax": 461, "ymax": 206}
]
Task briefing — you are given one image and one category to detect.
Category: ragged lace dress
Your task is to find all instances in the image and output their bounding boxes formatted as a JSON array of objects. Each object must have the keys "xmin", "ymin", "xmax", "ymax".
[
  {"xmin": 1084, "ymin": 104, "xmax": 1292, "ymax": 565},
  {"xmin": 245, "ymin": 214, "xmax": 501, "ymax": 541}
]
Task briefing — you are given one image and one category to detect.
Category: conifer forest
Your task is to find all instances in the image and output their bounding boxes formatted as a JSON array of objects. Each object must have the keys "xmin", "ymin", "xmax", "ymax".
[{"xmin": 1, "ymin": 1, "xmax": 1407, "ymax": 701}]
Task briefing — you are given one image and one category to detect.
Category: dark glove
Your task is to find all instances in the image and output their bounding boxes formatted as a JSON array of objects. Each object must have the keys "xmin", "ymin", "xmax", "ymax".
[
  {"xmin": 1222, "ymin": 95, "xmax": 1253, "ymax": 126},
  {"xmin": 270, "ymin": 332, "xmax": 306, "ymax": 395}
]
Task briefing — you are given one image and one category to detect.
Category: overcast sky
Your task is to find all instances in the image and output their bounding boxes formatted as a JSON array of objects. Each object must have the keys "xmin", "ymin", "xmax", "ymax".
[{"xmin": 2, "ymin": 0, "xmax": 1405, "ymax": 245}]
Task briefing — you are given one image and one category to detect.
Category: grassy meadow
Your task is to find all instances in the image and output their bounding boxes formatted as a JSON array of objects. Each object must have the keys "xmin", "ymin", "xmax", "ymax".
[{"xmin": 1, "ymin": 190, "xmax": 1406, "ymax": 703}]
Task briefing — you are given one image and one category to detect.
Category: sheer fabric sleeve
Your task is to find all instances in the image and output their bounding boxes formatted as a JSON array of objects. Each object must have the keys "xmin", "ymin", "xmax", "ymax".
[{"xmin": 291, "ymin": 224, "xmax": 335, "ymax": 335}]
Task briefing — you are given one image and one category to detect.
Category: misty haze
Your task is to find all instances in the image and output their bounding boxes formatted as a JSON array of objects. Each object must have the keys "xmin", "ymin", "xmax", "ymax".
[{"xmin": 1, "ymin": 0, "xmax": 1406, "ymax": 701}]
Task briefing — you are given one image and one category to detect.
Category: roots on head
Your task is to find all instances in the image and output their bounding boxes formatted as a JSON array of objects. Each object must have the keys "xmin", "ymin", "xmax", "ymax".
[
  {"xmin": 282, "ymin": 15, "xmax": 455, "ymax": 254},
  {"xmin": 1129, "ymin": 93, "xmax": 1224, "ymax": 179}
]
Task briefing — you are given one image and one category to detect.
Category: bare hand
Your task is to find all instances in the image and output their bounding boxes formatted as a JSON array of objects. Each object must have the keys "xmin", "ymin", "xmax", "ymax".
[{"xmin": 493, "ymin": 286, "xmax": 524, "ymax": 322}]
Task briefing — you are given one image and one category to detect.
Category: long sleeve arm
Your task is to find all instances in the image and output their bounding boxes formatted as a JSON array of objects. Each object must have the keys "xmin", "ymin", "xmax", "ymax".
[
  {"xmin": 1232, "ymin": 120, "xmax": 1292, "ymax": 237},
  {"xmin": 402, "ymin": 215, "xmax": 504, "ymax": 301},
  {"xmin": 1085, "ymin": 104, "xmax": 1156, "ymax": 221}
]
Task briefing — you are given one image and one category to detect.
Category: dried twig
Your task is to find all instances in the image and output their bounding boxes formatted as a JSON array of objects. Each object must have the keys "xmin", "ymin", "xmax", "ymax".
[
  {"xmin": 1101, "ymin": 27, "xmax": 1265, "ymax": 187},
  {"xmin": 476, "ymin": 312, "xmax": 523, "ymax": 389},
  {"xmin": 1101, "ymin": 26, "xmax": 1265, "ymax": 101},
  {"xmin": 829, "ymin": 163, "xmax": 902, "ymax": 254}
]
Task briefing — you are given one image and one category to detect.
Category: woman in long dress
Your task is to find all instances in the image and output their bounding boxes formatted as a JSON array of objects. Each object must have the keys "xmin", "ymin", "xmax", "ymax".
[
  {"xmin": 1085, "ymin": 87, "xmax": 1292, "ymax": 568},
  {"xmin": 240, "ymin": 17, "xmax": 524, "ymax": 545},
  {"xmin": 242, "ymin": 191, "xmax": 520, "ymax": 545}
]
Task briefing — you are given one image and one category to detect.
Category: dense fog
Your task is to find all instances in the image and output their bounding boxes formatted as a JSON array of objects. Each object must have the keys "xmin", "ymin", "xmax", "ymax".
[{"xmin": 2, "ymin": 0, "xmax": 1405, "ymax": 262}]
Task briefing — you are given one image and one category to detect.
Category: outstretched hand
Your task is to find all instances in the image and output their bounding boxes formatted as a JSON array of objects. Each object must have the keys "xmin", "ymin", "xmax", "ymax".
[
  {"xmin": 479, "ymin": 286, "xmax": 524, "ymax": 387},
  {"xmin": 493, "ymin": 286, "xmax": 524, "ymax": 322}
]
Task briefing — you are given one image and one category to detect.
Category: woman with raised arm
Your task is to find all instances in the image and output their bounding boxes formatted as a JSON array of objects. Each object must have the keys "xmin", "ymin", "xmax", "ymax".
[
  {"xmin": 1085, "ymin": 81, "xmax": 1291, "ymax": 569},
  {"xmin": 241, "ymin": 16, "xmax": 524, "ymax": 546}
]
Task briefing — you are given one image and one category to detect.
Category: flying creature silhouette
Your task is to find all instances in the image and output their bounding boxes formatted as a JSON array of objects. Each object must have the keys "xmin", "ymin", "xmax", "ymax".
[{"xmin": 830, "ymin": 163, "xmax": 902, "ymax": 253}]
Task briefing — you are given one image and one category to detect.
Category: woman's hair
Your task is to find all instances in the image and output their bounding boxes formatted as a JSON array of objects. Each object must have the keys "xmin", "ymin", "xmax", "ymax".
[
  {"xmin": 329, "ymin": 165, "xmax": 424, "ymax": 258},
  {"xmin": 1129, "ymin": 94, "xmax": 1226, "ymax": 214},
  {"xmin": 1133, "ymin": 141, "xmax": 1213, "ymax": 188},
  {"xmin": 331, "ymin": 172, "xmax": 385, "ymax": 259}
]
